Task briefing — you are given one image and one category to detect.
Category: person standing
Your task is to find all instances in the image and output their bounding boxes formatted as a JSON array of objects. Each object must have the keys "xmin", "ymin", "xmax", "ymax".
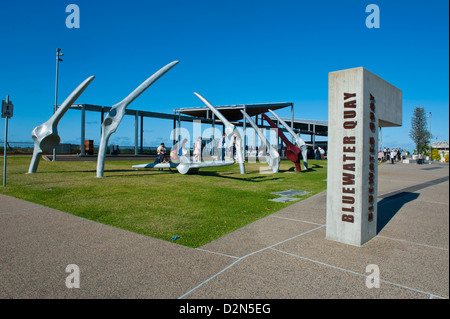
[
  {"xmin": 178, "ymin": 138, "xmax": 188, "ymax": 158},
  {"xmin": 390, "ymin": 149, "xmax": 396, "ymax": 164},
  {"xmin": 193, "ymin": 137, "xmax": 202, "ymax": 162},
  {"xmin": 218, "ymin": 133, "xmax": 227, "ymax": 160},
  {"xmin": 378, "ymin": 149, "xmax": 383, "ymax": 162},
  {"xmin": 319, "ymin": 147, "xmax": 325, "ymax": 160}
]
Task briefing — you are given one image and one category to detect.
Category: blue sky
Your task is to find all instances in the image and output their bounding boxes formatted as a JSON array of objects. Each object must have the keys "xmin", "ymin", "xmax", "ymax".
[{"xmin": 0, "ymin": 0, "xmax": 448, "ymax": 152}]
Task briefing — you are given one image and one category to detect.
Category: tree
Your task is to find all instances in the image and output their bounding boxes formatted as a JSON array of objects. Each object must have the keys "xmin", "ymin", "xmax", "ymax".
[
  {"xmin": 431, "ymin": 148, "xmax": 441, "ymax": 161},
  {"xmin": 409, "ymin": 107, "xmax": 431, "ymax": 154}
]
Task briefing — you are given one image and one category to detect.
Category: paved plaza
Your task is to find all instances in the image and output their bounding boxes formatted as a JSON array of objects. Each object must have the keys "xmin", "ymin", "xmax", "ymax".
[{"xmin": 0, "ymin": 162, "xmax": 448, "ymax": 299}]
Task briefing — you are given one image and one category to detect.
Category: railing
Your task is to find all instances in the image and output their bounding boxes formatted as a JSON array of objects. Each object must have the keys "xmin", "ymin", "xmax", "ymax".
[
  {"xmin": 0, "ymin": 141, "xmax": 173, "ymax": 156},
  {"xmin": 0, "ymin": 141, "xmax": 35, "ymax": 154}
]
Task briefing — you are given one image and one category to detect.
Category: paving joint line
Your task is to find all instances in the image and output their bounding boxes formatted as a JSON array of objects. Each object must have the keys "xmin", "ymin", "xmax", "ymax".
[
  {"xmin": 178, "ymin": 225, "xmax": 325, "ymax": 299},
  {"xmin": 194, "ymin": 248, "xmax": 239, "ymax": 259},
  {"xmin": 270, "ymin": 247, "xmax": 447, "ymax": 299},
  {"xmin": 377, "ymin": 235, "xmax": 449, "ymax": 251},
  {"xmin": 188, "ymin": 178, "xmax": 449, "ymax": 299},
  {"xmin": 270, "ymin": 215, "xmax": 324, "ymax": 226}
]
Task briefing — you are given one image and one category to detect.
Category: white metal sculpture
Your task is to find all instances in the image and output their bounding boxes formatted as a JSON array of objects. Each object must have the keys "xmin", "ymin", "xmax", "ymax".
[
  {"xmin": 240, "ymin": 110, "xmax": 280, "ymax": 173},
  {"xmin": 96, "ymin": 61, "xmax": 179, "ymax": 177},
  {"xmin": 132, "ymin": 138, "xmax": 235, "ymax": 174},
  {"xmin": 193, "ymin": 92, "xmax": 245, "ymax": 174},
  {"xmin": 268, "ymin": 109, "xmax": 308, "ymax": 170},
  {"xmin": 132, "ymin": 157, "xmax": 234, "ymax": 175},
  {"xmin": 176, "ymin": 156, "xmax": 235, "ymax": 175},
  {"xmin": 132, "ymin": 162, "xmax": 179, "ymax": 169},
  {"xmin": 28, "ymin": 76, "xmax": 95, "ymax": 174}
]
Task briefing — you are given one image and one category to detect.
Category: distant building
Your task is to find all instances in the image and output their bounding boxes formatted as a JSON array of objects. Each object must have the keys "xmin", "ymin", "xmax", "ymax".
[{"xmin": 431, "ymin": 141, "xmax": 449, "ymax": 162}]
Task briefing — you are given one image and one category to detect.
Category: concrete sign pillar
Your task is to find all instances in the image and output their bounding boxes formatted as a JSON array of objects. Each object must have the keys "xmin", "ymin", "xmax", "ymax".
[{"xmin": 326, "ymin": 67, "xmax": 402, "ymax": 246}]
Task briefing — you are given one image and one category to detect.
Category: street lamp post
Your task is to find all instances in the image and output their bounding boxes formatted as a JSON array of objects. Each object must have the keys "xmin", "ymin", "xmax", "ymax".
[{"xmin": 53, "ymin": 48, "xmax": 64, "ymax": 161}]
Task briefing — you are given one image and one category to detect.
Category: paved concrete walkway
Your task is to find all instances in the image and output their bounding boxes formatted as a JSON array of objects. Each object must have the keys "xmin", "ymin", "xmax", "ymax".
[{"xmin": 0, "ymin": 162, "xmax": 448, "ymax": 299}]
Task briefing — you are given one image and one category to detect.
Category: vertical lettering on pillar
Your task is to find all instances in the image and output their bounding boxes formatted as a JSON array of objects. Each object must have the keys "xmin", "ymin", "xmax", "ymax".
[
  {"xmin": 342, "ymin": 93, "xmax": 357, "ymax": 223},
  {"xmin": 367, "ymin": 94, "xmax": 376, "ymax": 221}
]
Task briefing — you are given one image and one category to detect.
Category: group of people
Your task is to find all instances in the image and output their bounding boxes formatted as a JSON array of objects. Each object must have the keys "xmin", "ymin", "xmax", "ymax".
[
  {"xmin": 155, "ymin": 139, "xmax": 334, "ymax": 166},
  {"xmin": 378, "ymin": 147, "xmax": 403, "ymax": 164},
  {"xmin": 193, "ymin": 133, "xmax": 230, "ymax": 162},
  {"xmin": 155, "ymin": 133, "xmax": 232, "ymax": 168},
  {"xmin": 156, "ymin": 137, "xmax": 207, "ymax": 166}
]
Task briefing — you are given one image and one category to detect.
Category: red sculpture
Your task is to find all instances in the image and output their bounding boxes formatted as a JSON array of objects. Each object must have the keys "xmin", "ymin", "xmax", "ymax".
[{"xmin": 261, "ymin": 113, "xmax": 302, "ymax": 172}]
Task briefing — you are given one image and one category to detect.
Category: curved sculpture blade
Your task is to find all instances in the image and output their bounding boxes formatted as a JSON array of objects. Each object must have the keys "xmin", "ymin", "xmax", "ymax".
[
  {"xmin": 193, "ymin": 92, "xmax": 235, "ymax": 137},
  {"xmin": 268, "ymin": 109, "xmax": 308, "ymax": 170},
  {"xmin": 240, "ymin": 110, "xmax": 279, "ymax": 173},
  {"xmin": 193, "ymin": 92, "xmax": 245, "ymax": 174},
  {"xmin": 176, "ymin": 155, "xmax": 191, "ymax": 175},
  {"xmin": 96, "ymin": 61, "xmax": 179, "ymax": 177},
  {"xmin": 28, "ymin": 75, "xmax": 95, "ymax": 174}
]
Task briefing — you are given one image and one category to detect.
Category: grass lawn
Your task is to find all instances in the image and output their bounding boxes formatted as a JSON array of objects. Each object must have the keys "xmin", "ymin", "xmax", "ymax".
[{"xmin": 0, "ymin": 156, "xmax": 327, "ymax": 248}]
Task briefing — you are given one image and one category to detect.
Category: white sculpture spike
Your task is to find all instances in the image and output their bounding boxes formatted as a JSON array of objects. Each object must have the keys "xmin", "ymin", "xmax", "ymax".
[
  {"xmin": 193, "ymin": 92, "xmax": 245, "ymax": 174},
  {"xmin": 96, "ymin": 61, "xmax": 179, "ymax": 177},
  {"xmin": 28, "ymin": 75, "xmax": 95, "ymax": 174},
  {"xmin": 268, "ymin": 109, "xmax": 308, "ymax": 170},
  {"xmin": 240, "ymin": 110, "xmax": 279, "ymax": 173}
]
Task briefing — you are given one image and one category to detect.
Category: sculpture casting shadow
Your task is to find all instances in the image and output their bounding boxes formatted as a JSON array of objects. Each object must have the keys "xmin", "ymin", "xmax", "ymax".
[
  {"xmin": 376, "ymin": 192, "xmax": 420, "ymax": 234},
  {"xmin": 35, "ymin": 168, "xmax": 148, "ymax": 175},
  {"xmin": 279, "ymin": 166, "xmax": 318, "ymax": 173},
  {"xmin": 195, "ymin": 170, "xmax": 274, "ymax": 182}
]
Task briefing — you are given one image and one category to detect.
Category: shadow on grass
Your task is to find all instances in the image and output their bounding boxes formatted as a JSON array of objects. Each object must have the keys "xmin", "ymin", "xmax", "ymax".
[
  {"xmin": 30, "ymin": 161, "xmax": 326, "ymax": 179},
  {"xmin": 277, "ymin": 164, "xmax": 322, "ymax": 173},
  {"xmin": 195, "ymin": 170, "xmax": 271, "ymax": 182},
  {"xmin": 101, "ymin": 169, "xmax": 180, "ymax": 177},
  {"xmin": 195, "ymin": 168, "xmax": 323, "ymax": 182},
  {"xmin": 30, "ymin": 169, "xmax": 180, "ymax": 177}
]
